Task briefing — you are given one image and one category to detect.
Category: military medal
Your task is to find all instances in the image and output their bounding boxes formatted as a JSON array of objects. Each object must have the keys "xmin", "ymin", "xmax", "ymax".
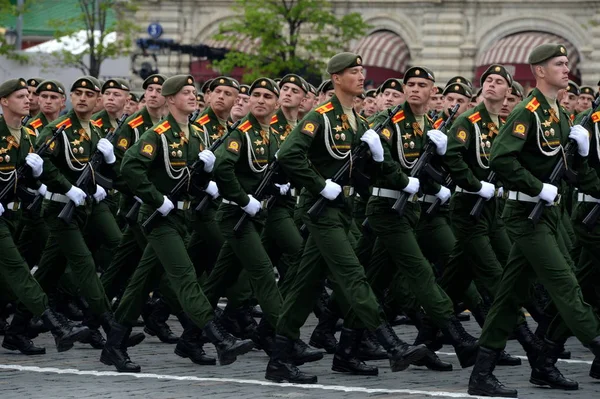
[
  {"xmin": 335, "ymin": 134, "xmax": 340, "ymax": 140},
  {"xmin": 4, "ymin": 155, "xmax": 9, "ymax": 163},
  {"xmin": 260, "ymin": 147, "xmax": 265, "ymax": 155},
  {"xmin": 78, "ymin": 146, "xmax": 84, "ymax": 154},
  {"xmin": 177, "ymin": 150, "xmax": 183, "ymax": 158},
  {"xmin": 550, "ymin": 128, "xmax": 555, "ymax": 136},
  {"xmin": 409, "ymin": 141, "xmax": 415, "ymax": 149},
  {"xmin": 486, "ymin": 141, "xmax": 491, "ymax": 148},
  {"xmin": 341, "ymin": 133, "xmax": 346, "ymax": 141},
  {"xmin": 544, "ymin": 131, "xmax": 550, "ymax": 137},
  {"xmin": 0, "ymin": 156, "xmax": 3, "ymax": 162},
  {"xmin": 171, "ymin": 151, "xmax": 177, "ymax": 157},
  {"xmin": 404, "ymin": 142, "xmax": 409, "ymax": 149}
]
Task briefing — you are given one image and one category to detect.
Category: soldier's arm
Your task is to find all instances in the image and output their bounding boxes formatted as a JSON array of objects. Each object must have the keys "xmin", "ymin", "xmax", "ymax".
[
  {"xmin": 571, "ymin": 115, "xmax": 600, "ymax": 197},
  {"xmin": 277, "ymin": 113, "xmax": 327, "ymax": 196},
  {"xmin": 120, "ymin": 129, "xmax": 164, "ymax": 208},
  {"xmin": 444, "ymin": 117, "xmax": 482, "ymax": 192},
  {"xmin": 35, "ymin": 124, "xmax": 72, "ymax": 194},
  {"xmin": 373, "ymin": 121, "xmax": 409, "ymax": 189},
  {"xmin": 489, "ymin": 109, "xmax": 543, "ymax": 196},
  {"xmin": 213, "ymin": 129, "xmax": 250, "ymax": 206},
  {"xmin": 111, "ymin": 122, "xmax": 135, "ymax": 196}
]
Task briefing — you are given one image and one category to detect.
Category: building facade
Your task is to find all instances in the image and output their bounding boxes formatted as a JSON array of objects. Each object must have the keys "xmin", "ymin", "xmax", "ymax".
[{"xmin": 130, "ymin": 0, "xmax": 600, "ymax": 89}]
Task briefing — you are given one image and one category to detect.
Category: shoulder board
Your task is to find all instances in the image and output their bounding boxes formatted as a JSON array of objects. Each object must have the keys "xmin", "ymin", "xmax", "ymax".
[
  {"xmin": 128, "ymin": 115, "xmax": 144, "ymax": 129},
  {"xmin": 426, "ymin": 114, "xmax": 434, "ymax": 123},
  {"xmin": 591, "ymin": 111, "xmax": 600, "ymax": 124},
  {"xmin": 29, "ymin": 118, "xmax": 43, "ymax": 130},
  {"xmin": 359, "ymin": 114, "xmax": 368, "ymax": 122},
  {"xmin": 392, "ymin": 110, "xmax": 405, "ymax": 124},
  {"xmin": 196, "ymin": 114, "xmax": 210, "ymax": 126},
  {"xmin": 153, "ymin": 120, "xmax": 171, "ymax": 135},
  {"xmin": 315, "ymin": 102, "xmax": 334, "ymax": 114},
  {"xmin": 468, "ymin": 112, "xmax": 481, "ymax": 124},
  {"xmin": 56, "ymin": 118, "xmax": 72, "ymax": 129},
  {"xmin": 91, "ymin": 119, "xmax": 103, "ymax": 128},
  {"xmin": 239, "ymin": 120, "xmax": 253, "ymax": 133},
  {"xmin": 270, "ymin": 114, "xmax": 278, "ymax": 125},
  {"xmin": 25, "ymin": 127, "xmax": 36, "ymax": 137},
  {"xmin": 526, "ymin": 97, "xmax": 540, "ymax": 113},
  {"xmin": 433, "ymin": 117, "xmax": 444, "ymax": 129}
]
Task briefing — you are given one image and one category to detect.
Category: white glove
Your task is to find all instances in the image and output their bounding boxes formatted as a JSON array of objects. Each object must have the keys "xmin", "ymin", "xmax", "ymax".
[
  {"xmin": 538, "ymin": 183, "xmax": 558, "ymax": 205},
  {"xmin": 402, "ymin": 177, "xmax": 420, "ymax": 195},
  {"xmin": 25, "ymin": 153, "xmax": 44, "ymax": 178},
  {"xmin": 242, "ymin": 195, "xmax": 261, "ymax": 216},
  {"xmin": 275, "ymin": 182, "xmax": 291, "ymax": 195},
  {"xmin": 37, "ymin": 184, "xmax": 47, "ymax": 197},
  {"xmin": 93, "ymin": 185, "xmax": 107, "ymax": 203},
  {"xmin": 319, "ymin": 179, "xmax": 342, "ymax": 200},
  {"xmin": 0, "ymin": 203, "xmax": 4, "ymax": 217},
  {"xmin": 97, "ymin": 138, "xmax": 116, "ymax": 164},
  {"xmin": 157, "ymin": 195, "xmax": 174, "ymax": 216},
  {"xmin": 360, "ymin": 129, "xmax": 384, "ymax": 162},
  {"xmin": 198, "ymin": 150, "xmax": 216, "ymax": 173},
  {"xmin": 204, "ymin": 180, "xmax": 219, "ymax": 199},
  {"xmin": 497, "ymin": 187, "xmax": 504, "ymax": 198},
  {"xmin": 435, "ymin": 186, "xmax": 452, "ymax": 204},
  {"xmin": 65, "ymin": 185, "xmax": 87, "ymax": 206},
  {"xmin": 477, "ymin": 181, "xmax": 495, "ymax": 200},
  {"xmin": 569, "ymin": 125, "xmax": 590, "ymax": 157},
  {"xmin": 427, "ymin": 129, "xmax": 448, "ymax": 156},
  {"xmin": 134, "ymin": 196, "xmax": 143, "ymax": 204}
]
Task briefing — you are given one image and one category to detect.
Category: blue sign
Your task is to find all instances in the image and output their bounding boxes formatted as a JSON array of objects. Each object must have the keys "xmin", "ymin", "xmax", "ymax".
[{"xmin": 147, "ymin": 23, "xmax": 163, "ymax": 39}]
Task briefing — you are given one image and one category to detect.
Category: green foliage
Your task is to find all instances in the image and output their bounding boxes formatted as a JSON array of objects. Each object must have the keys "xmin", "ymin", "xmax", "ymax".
[
  {"xmin": 0, "ymin": 0, "xmax": 31, "ymax": 61},
  {"xmin": 211, "ymin": 0, "xmax": 369, "ymax": 82}
]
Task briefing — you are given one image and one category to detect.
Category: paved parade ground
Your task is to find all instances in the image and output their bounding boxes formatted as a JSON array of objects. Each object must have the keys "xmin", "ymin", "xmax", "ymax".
[{"xmin": 0, "ymin": 312, "xmax": 597, "ymax": 399}]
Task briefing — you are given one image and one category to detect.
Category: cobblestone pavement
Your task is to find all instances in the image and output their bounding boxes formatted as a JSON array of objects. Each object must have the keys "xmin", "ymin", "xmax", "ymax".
[{"xmin": 0, "ymin": 313, "xmax": 597, "ymax": 399}]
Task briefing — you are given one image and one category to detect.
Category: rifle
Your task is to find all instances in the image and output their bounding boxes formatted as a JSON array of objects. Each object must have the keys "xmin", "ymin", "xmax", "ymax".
[
  {"xmin": 0, "ymin": 118, "xmax": 61, "ymax": 204},
  {"xmin": 139, "ymin": 125, "xmax": 234, "ymax": 231},
  {"xmin": 57, "ymin": 113, "xmax": 128, "ymax": 224},
  {"xmin": 426, "ymin": 172, "xmax": 454, "ymax": 216},
  {"xmin": 529, "ymin": 96, "xmax": 600, "ymax": 225},
  {"xmin": 391, "ymin": 104, "xmax": 460, "ymax": 217},
  {"xmin": 305, "ymin": 103, "xmax": 404, "ymax": 222},
  {"xmin": 469, "ymin": 171, "xmax": 496, "ymax": 220}
]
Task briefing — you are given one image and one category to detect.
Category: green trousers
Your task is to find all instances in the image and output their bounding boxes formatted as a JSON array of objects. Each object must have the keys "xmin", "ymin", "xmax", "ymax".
[
  {"xmin": 85, "ymin": 200, "xmax": 123, "ymax": 272},
  {"xmin": 16, "ymin": 208, "xmax": 48, "ymax": 268},
  {"xmin": 480, "ymin": 201, "xmax": 600, "ymax": 349}
]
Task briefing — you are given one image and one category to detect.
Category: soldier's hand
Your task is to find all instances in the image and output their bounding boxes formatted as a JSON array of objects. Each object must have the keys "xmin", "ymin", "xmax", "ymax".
[
  {"xmin": 319, "ymin": 179, "xmax": 342, "ymax": 200},
  {"xmin": 242, "ymin": 195, "xmax": 261, "ymax": 216},
  {"xmin": 93, "ymin": 185, "xmax": 107, "ymax": 203},
  {"xmin": 204, "ymin": 180, "xmax": 219, "ymax": 199},
  {"xmin": 569, "ymin": 125, "xmax": 590, "ymax": 157},
  {"xmin": 198, "ymin": 150, "xmax": 216, "ymax": 173},
  {"xmin": 476, "ymin": 181, "xmax": 495, "ymax": 200},
  {"xmin": 157, "ymin": 195, "xmax": 175, "ymax": 216},
  {"xmin": 538, "ymin": 183, "xmax": 558, "ymax": 205},
  {"xmin": 275, "ymin": 182, "xmax": 290, "ymax": 195},
  {"xmin": 97, "ymin": 138, "xmax": 116, "ymax": 164},
  {"xmin": 0, "ymin": 202, "xmax": 4, "ymax": 217},
  {"xmin": 37, "ymin": 184, "xmax": 47, "ymax": 197},
  {"xmin": 402, "ymin": 177, "xmax": 420, "ymax": 194},
  {"xmin": 360, "ymin": 129, "xmax": 384, "ymax": 162},
  {"xmin": 65, "ymin": 185, "xmax": 87, "ymax": 206},
  {"xmin": 427, "ymin": 129, "xmax": 447, "ymax": 156},
  {"xmin": 435, "ymin": 185, "xmax": 451, "ymax": 204},
  {"xmin": 25, "ymin": 153, "xmax": 44, "ymax": 178}
]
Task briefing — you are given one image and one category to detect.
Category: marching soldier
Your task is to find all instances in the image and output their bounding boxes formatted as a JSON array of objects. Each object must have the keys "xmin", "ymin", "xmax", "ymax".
[
  {"xmin": 26, "ymin": 78, "xmax": 43, "ymax": 118},
  {"xmin": 500, "ymin": 81, "xmax": 524, "ymax": 118},
  {"xmin": 317, "ymin": 79, "xmax": 334, "ymax": 103},
  {"xmin": 124, "ymin": 92, "xmax": 139, "ymax": 115},
  {"xmin": 559, "ymin": 81, "xmax": 579, "ymax": 121},
  {"xmin": 230, "ymin": 84, "xmax": 250, "ymax": 123},
  {"xmin": 361, "ymin": 89, "xmax": 377, "ymax": 118},
  {"xmin": 468, "ymin": 43, "xmax": 600, "ymax": 397},
  {"xmin": 576, "ymin": 86, "xmax": 595, "ymax": 114},
  {"xmin": 298, "ymin": 83, "xmax": 318, "ymax": 120}
]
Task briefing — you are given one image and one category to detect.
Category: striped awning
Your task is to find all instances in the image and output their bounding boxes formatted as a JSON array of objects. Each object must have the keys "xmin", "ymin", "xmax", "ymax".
[
  {"xmin": 203, "ymin": 34, "xmax": 259, "ymax": 55},
  {"xmin": 353, "ymin": 30, "xmax": 410, "ymax": 73},
  {"xmin": 477, "ymin": 31, "xmax": 579, "ymax": 76}
]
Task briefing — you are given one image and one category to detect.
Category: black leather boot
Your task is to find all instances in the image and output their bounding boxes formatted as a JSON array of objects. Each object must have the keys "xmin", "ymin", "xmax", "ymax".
[
  {"xmin": 513, "ymin": 321, "xmax": 544, "ymax": 367},
  {"xmin": 442, "ymin": 316, "xmax": 479, "ymax": 368},
  {"xmin": 412, "ymin": 311, "xmax": 443, "ymax": 352},
  {"xmin": 309, "ymin": 306, "xmax": 338, "ymax": 354},
  {"xmin": 174, "ymin": 313, "xmax": 216, "ymax": 365},
  {"xmin": 203, "ymin": 318, "xmax": 254, "ymax": 366},
  {"xmin": 290, "ymin": 338, "xmax": 324, "ymax": 365},
  {"xmin": 313, "ymin": 287, "xmax": 330, "ymax": 319},
  {"xmin": 529, "ymin": 339, "xmax": 578, "ymax": 390},
  {"xmin": 100, "ymin": 320, "xmax": 141, "ymax": 372},
  {"xmin": 143, "ymin": 298, "xmax": 179, "ymax": 344},
  {"xmin": 41, "ymin": 308, "xmax": 91, "ymax": 352},
  {"xmin": 236, "ymin": 305, "xmax": 259, "ymax": 340},
  {"xmin": 496, "ymin": 350, "xmax": 522, "ymax": 366},
  {"xmin": 374, "ymin": 322, "xmax": 428, "ymax": 371},
  {"xmin": 2, "ymin": 312, "xmax": 45, "ymax": 355},
  {"xmin": 332, "ymin": 328, "xmax": 378, "ymax": 375},
  {"xmin": 357, "ymin": 329, "xmax": 387, "ymax": 360},
  {"xmin": 100, "ymin": 312, "xmax": 145, "ymax": 348},
  {"xmin": 468, "ymin": 346, "xmax": 518, "ymax": 397},
  {"xmin": 256, "ymin": 317, "xmax": 275, "ymax": 355},
  {"xmin": 265, "ymin": 334, "xmax": 318, "ymax": 384},
  {"xmin": 80, "ymin": 311, "xmax": 106, "ymax": 349},
  {"xmin": 590, "ymin": 356, "xmax": 600, "ymax": 379}
]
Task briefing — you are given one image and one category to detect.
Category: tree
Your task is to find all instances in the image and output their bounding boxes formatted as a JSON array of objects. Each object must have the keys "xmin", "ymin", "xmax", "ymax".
[
  {"xmin": 0, "ymin": 0, "xmax": 30, "ymax": 61},
  {"xmin": 47, "ymin": 0, "xmax": 140, "ymax": 78},
  {"xmin": 211, "ymin": 0, "xmax": 369, "ymax": 82}
]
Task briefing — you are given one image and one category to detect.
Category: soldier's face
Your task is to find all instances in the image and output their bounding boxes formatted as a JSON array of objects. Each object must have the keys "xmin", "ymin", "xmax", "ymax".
[
  {"xmin": 482, "ymin": 74, "xmax": 509, "ymax": 102},
  {"xmin": 559, "ymin": 92, "xmax": 578, "ymax": 113},
  {"xmin": 1, "ymin": 88, "xmax": 30, "ymax": 117},
  {"xmin": 145, "ymin": 84, "xmax": 166, "ymax": 110},
  {"xmin": 27, "ymin": 85, "xmax": 40, "ymax": 113},
  {"xmin": 443, "ymin": 93, "xmax": 470, "ymax": 116},
  {"xmin": 123, "ymin": 100, "xmax": 138, "ymax": 115},
  {"xmin": 39, "ymin": 91, "xmax": 65, "ymax": 116},
  {"xmin": 353, "ymin": 96, "xmax": 364, "ymax": 114},
  {"xmin": 324, "ymin": 90, "xmax": 334, "ymax": 100},
  {"xmin": 250, "ymin": 88, "xmax": 277, "ymax": 119},
  {"xmin": 169, "ymin": 85, "xmax": 197, "ymax": 114},
  {"xmin": 211, "ymin": 86, "xmax": 238, "ymax": 115},
  {"xmin": 362, "ymin": 97, "xmax": 377, "ymax": 117},
  {"xmin": 405, "ymin": 78, "xmax": 434, "ymax": 107},
  {"xmin": 103, "ymin": 88, "xmax": 128, "ymax": 114},
  {"xmin": 70, "ymin": 88, "xmax": 99, "ymax": 114},
  {"xmin": 231, "ymin": 93, "xmax": 250, "ymax": 120},
  {"xmin": 500, "ymin": 93, "xmax": 521, "ymax": 118},
  {"xmin": 333, "ymin": 66, "xmax": 364, "ymax": 96},
  {"xmin": 539, "ymin": 56, "xmax": 570, "ymax": 89},
  {"xmin": 381, "ymin": 88, "xmax": 404, "ymax": 109},
  {"xmin": 299, "ymin": 93, "xmax": 316, "ymax": 113},
  {"xmin": 429, "ymin": 93, "xmax": 444, "ymax": 112},
  {"xmin": 576, "ymin": 94, "xmax": 594, "ymax": 113},
  {"xmin": 279, "ymin": 83, "xmax": 305, "ymax": 109}
]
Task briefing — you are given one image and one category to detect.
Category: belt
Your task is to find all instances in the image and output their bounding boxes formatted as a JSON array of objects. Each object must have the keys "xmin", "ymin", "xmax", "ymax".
[
  {"xmin": 5, "ymin": 201, "xmax": 21, "ymax": 211},
  {"xmin": 44, "ymin": 192, "xmax": 70, "ymax": 203},
  {"xmin": 176, "ymin": 200, "xmax": 191, "ymax": 210},
  {"xmin": 290, "ymin": 188, "xmax": 299, "ymax": 197},
  {"xmin": 108, "ymin": 189, "xmax": 119, "ymax": 196},
  {"xmin": 418, "ymin": 194, "xmax": 437, "ymax": 204},
  {"xmin": 371, "ymin": 187, "xmax": 418, "ymax": 202},
  {"xmin": 455, "ymin": 187, "xmax": 478, "ymax": 195},
  {"xmin": 342, "ymin": 186, "xmax": 355, "ymax": 197},
  {"xmin": 578, "ymin": 193, "xmax": 600, "ymax": 203},
  {"xmin": 508, "ymin": 191, "xmax": 559, "ymax": 206},
  {"xmin": 222, "ymin": 198, "xmax": 268, "ymax": 208}
]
